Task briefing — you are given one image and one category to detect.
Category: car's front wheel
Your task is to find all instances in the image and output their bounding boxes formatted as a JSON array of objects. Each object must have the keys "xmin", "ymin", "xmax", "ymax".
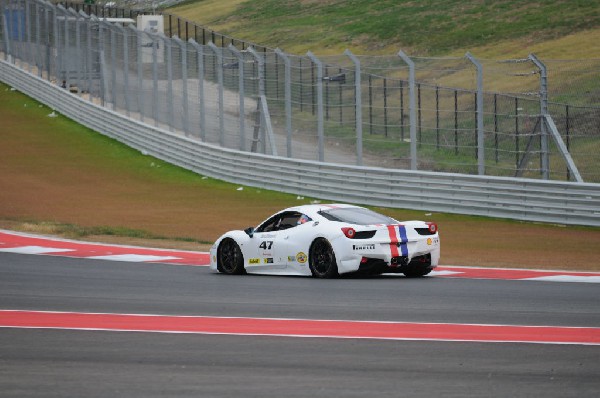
[
  {"xmin": 217, "ymin": 238, "xmax": 245, "ymax": 275},
  {"xmin": 309, "ymin": 238, "xmax": 338, "ymax": 278}
]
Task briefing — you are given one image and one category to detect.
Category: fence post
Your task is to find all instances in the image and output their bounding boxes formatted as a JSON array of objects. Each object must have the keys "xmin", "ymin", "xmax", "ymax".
[
  {"xmin": 25, "ymin": 0, "xmax": 31, "ymax": 73},
  {"xmin": 189, "ymin": 38, "xmax": 206, "ymax": 141},
  {"xmin": 228, "ymin": 44, "xmax": 246, "ymax": 151},
  {"xmin": 1, "ymin": 12, "xmax": 10, "ymax": 62},
  {"xmin": 109, "ymin": 23, "xmax": 117, "ymax": 111},
  {"xmin": 275, "ymin": 48, "xmax": 292, "ymax": 158},
  {"xmin": 162, "ymin": 33, "xmax": 174, "ymax": 132},
  {"xmin": 528, "ymin": 53, "xmax": 549, "ymax": 180},
  {"xmin": 150, "ymin": 30, "xmax": 158, "ymax": 127},
  {"xmin": 207, "ymin": 41, "xmax": 225, "ymax": 147},
  {"xmin": 113, "ymin": 23, "xmax": 130, "ymax": 117},
  {"xmin": 344, "ymin": 49, "xmax": 363, "ymax": 166},
  {"xmin": 398, "ymin": 50, "xmax": 417, "ymax": 170},
  {"xmin": 131, "ymin": 25, "xmax": 144, "ymax": 122},
  {"xmin": 73, "ymin": 8, "xmax": 83, "ymax": 96},
  {"xmin": 307, "ymin": 51, "xmax": 325, "ymax": 162},
  {"xmin": 465, "ymin": 52, "xmax": 485, "ymax": 175},
  {"xmin": 174, "ymin": 36, "xmax": 190, "ymax": 137},
  {"xmin": 247, "ymin": 46, "xmax": 266, "ymax": 154}
]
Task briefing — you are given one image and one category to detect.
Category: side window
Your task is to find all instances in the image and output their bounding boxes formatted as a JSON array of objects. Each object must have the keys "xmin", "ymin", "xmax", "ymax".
[
  {"xmin": 256, "ymin": 215, "xmax": 281, "ymax": 233},
  {"xmin": 256, "ymin": 212, "xmax": 312, "ymax": 232},
  {"xmin": 278, "ymin": 212, "xmax": 302, "ymax": 230}
]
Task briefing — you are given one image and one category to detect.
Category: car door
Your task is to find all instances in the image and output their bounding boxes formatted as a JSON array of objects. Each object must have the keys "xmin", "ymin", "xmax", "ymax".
[{"xmin": 245, "ymin": 214, "xmax": 288, "ymax": 271}]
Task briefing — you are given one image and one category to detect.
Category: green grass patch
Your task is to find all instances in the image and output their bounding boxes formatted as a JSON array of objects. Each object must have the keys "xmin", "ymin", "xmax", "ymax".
[{"xmin": 170, "ymin": 0, "xmax": 600, "ymax": 55}]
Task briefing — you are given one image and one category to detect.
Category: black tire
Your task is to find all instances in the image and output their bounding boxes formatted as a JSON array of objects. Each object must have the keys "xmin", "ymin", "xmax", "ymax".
[
  {"xmin": 217, "ymin": 238, "xmax": 245, "ymax": 275},
  {"xmin": 309, "ymin": 238, "xmax": 339, "ymax": 278}
]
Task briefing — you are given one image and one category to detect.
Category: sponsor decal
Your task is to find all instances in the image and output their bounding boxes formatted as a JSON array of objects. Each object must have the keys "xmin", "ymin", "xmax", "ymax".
[
  {"xmin": 427, "ymin": 238, "xmax": 432, "ymax": 246},
  {"xmin": 296, "ymin": 252, "xmax": 307, "ymax": 264},
  {"xmin": 248, "ymin": 258, "xmax": 260, "ymax": 264},
  {"xmin": 287, "ymin": 256, "xmax": 296, "ymax": 262},
  {"xmin": 353, "ymin": 244, "xmax": 375, "ymax": 251},
  {"xmin": 264, "ymin": 258, "xmax": 274, "ymax": 264}
]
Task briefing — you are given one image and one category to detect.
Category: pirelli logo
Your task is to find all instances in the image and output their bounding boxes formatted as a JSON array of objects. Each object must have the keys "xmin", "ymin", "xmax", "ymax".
[{"xmin": 353, "ymin": 244, "xmax": 375, "ymax": 251}]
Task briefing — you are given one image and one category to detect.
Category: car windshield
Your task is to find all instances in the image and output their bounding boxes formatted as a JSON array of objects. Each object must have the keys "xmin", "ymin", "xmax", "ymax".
[{"xmin": 318, "ymin": 207, "xmax": 397, "ymax": 225}]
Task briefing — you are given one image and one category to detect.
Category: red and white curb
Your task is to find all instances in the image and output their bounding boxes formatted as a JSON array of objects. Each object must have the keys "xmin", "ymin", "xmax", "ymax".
[
  {"xmin": 0, "ymin": 230, "xmax": 209, "ymax": 266},
  {"xmin": 1, "ymin": 230, "xmax": 599, "ymax": 283},
  {"xmin": 1, "ymin": 310, "xmax": 598, "ymax": 346}
]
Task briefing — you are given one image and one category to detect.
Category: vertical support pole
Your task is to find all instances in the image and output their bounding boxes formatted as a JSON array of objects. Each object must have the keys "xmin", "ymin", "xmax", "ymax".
[
  {"xmin": 435, "ymin": 86, "xmax": 440, "ymax": 149},
  {"xmin": 163, "ymin": 34, "xmax": 174, "ymax": 131},
  {"xmin": 80, "ymin": 11, "xmax": 92, "ymax": 102},
  {"xmin": 189, "ymin": 39, "xmax": 206, "ymax": 141},
  {"xmin": 174, "ymin": 36, "xmax": 190, "ymax": 137},
  {"xmin": 248, "ymin": 46, "xmax": 267, "ymax": 154},
  {"xmin": 62, "ymin": 5, "xmax": 70, "ymax": 89},
  {"xmin": 345, "ymin": 49, "xmax": 363, "ymax": 166},
  {"xmin": 465, "ymin": 52, "xmax": 485, "ymax": 175},
  {"xmin": 383, "ymin": 77, "xmax": 388, "ymax": 137},
  {"xmin": 114, "ymin": 24, "xmax": 130, "ymax": 117},
  {"xmin": 228, "ymin": 44, "xmax": 246, "ymax": 151},
  {"xmin": 98, "ymin": 17, "xmax": 106, "ymax": 107},
  {"xmin": 25, "ymin": 0, "xmax": 31, "ymax": 72},
  {"xmin": 400, "ymin": 80, "xmax": 404, "ymax": 140},
  {"xmin": 398, "ymin": 50, "xmax": 417, "ymax": 170},
  {"xmin": 566, "ymin": 104, "xmax": 570, "ymax": 181},
  {"xmin": 110, "ymin": 24, "xmax": 117, "ymax": 111},
  {"xmin": 132, "ymin": 26, "xmax": 144, "ymax": 121},
  {"xmin": 208, "ymin": 42, "xmax": 225, "ymax": 147},
  {"xmin": 73, "ymin": 9, "xmax": 81, "ymax": 96},
  {"xmin": 275, "ymin": 48, "xmax": 293, "ymax": 158},
  {"xmin": 494, "ymin": 93, "xmax": 498, "ymax": 163},
  {"xmin": 307, "ymin": 51, "xmax": 325, "ymax": 162},
  {"xmin": 1, "ymin": 13, "xmax": 10, "ymax": 62},
  {"xmin": 151, "ymin": 32, "xmax": 158, "ymax": 127},
  {"xmin": 529, "ymin": 53, "xmax": 549, "ymax": 180},
  {"xmin": 36, "ymin": 3, "xmax": 41, "ymax": 77}
]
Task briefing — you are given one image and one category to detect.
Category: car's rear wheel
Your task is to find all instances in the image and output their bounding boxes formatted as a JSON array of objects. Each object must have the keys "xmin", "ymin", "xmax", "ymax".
[
  {"xmin": 217, "ymin": 238, "xmax": 245, "ymax": 275},
  {"xmin": 309, "ymin": 238, "xmax": 338, "ymax": 278}
]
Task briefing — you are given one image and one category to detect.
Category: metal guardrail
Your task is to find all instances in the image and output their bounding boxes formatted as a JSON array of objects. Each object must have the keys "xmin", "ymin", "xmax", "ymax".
[{"xmin": 2, "ymin": 59, "xmax": 600, "ymax": 227}]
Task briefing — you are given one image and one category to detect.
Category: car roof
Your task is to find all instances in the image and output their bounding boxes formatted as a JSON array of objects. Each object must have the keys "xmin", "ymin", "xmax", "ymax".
[{"xmin": 281, "ymin": 203, "xmax": 362, "ymax": 217}]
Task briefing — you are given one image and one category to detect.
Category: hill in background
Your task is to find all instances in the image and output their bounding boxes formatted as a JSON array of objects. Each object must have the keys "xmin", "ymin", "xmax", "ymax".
[{"xmin": 169, "ymin": 0, "xmax": 600, "ymax": 57}]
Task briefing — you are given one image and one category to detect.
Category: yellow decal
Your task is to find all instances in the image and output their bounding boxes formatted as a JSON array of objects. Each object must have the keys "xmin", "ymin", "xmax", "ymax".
[
  {"xmin": 249, "ymin": 258, "xmax": 260, "ymax": 264},
  {"xmin": 427, "ymin": 238, "xmax": 432, "ymax": 246},
  {"xmin": 296, "ymin": 252, "xmax": 307, "ymax": 264}
]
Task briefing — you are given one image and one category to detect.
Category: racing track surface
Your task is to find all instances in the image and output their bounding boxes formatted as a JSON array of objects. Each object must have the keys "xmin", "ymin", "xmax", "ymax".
[{"xmin": 1, "ymin": 246, "xmax": 599, "ymax": 397}]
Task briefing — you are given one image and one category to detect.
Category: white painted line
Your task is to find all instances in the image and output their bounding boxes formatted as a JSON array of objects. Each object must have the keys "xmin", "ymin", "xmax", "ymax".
[
  {"xmin": 523, "ymin": 275, "xmax": 600, "ymax": 284},
  {"xmin": 86, "ymin": 254, "xmax": 181, "ymax": 262},
  {"xmin": 0, "ymin": 246, "xmax": 74, "ymax": 255},
  {"xmin": 429, "ymin": 270, "xmax": 463, "ymax": 276}
]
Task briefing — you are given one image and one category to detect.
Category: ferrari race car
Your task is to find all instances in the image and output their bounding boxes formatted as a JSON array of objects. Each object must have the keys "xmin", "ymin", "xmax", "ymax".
[{"xmin": 210, "ymin": 204, "xmax": 440, "ymax": 278}]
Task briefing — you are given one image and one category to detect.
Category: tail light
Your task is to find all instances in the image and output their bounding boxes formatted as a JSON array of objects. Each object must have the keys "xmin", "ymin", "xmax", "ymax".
[
  {"xmin": 426, "ymin": 222, "xmax": 438, "ymax": 234},
  {"xmin": 341, "ymin": 227, "xmax": 356, "ymax": 239}
]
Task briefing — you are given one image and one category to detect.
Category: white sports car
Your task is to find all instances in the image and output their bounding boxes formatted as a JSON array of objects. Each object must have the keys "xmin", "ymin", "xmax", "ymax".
[{"xmin": 209, "ymin": 204, "xmax": 440, "ymax": 278}]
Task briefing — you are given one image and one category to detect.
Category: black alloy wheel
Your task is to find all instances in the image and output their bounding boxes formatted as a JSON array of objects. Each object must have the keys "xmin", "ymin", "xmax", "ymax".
[
  {"xmin": 217, "ymin": 238, "xmax": 245, "ymax": 275},
  {"xmin": 309, "ymin": 238, "xmax": 338, "ymax": 278}
]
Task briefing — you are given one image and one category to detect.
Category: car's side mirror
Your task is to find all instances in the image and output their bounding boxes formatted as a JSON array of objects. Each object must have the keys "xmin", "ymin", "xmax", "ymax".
[{"xmin": 244, "ymin": 227, "xmax": 255, "ymax": 238}]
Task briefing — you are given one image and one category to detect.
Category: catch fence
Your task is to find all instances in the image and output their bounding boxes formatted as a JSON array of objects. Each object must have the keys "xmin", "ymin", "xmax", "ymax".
[{"xmin": 1, "ymin": 0, "xmax": 598, "ymax": 183}]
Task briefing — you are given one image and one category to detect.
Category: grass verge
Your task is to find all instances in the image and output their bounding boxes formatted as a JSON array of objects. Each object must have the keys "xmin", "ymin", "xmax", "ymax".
[{"xmin": 1, "ymin": 82, "xmax": 599, "ymax": 270}]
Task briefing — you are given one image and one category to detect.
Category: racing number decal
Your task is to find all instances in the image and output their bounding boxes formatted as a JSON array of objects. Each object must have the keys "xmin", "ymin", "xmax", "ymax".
[{"xmin": 259, "ymin": 241, "xmax": 273, "ymax": 250}]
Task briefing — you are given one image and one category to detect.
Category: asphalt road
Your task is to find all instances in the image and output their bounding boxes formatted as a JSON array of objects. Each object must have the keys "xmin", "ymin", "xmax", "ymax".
[{"xmin": 1, "ymin": 252, "xmax": 599, "ymax": 397}]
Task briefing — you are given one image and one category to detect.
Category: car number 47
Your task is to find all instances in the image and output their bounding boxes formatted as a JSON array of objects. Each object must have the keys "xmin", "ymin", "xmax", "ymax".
[{"xmin": 259, "ymin": 241, "xmax": 273, "ymax": 250}]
